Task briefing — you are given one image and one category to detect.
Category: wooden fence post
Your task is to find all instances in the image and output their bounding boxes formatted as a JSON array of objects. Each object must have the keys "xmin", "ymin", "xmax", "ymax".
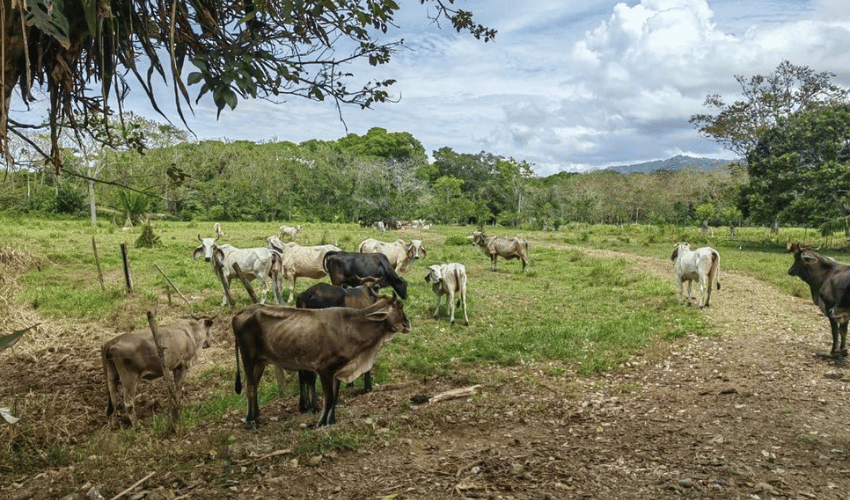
[
  {"xmin": 120, "ymin": 243, "xmax": 133, "ymax": 293},
  {"xmin": 92, "ymin": 237, "xmax": 105, "ymax": 291},
  {"xmin": 153, "ymin": 264, "xmax": 191, "ymax": 307},
  {"xmin": 213, "ymin": 253, "xmax": 235, "ymax": 306},
  {"xmin": 232, "ymin": 262, "xmax": 259, "ymax": 304},
  {"xmin": 146, "ymin": 311, "xmax": 180, "ymax": 427}
]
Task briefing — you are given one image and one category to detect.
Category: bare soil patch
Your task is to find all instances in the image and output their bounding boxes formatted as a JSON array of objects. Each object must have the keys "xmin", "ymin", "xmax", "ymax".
[{"xmin": 3, "ymin": 247, "xmax": 850, "ymax": 499}]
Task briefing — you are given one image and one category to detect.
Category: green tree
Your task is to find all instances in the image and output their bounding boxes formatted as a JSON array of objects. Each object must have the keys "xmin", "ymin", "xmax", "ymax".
[
  {"xmin": 740, "ymin": 104, "xmax": 850, "ymax": 227},
  {"xmin": 690, "ymin": 60, "xmax": 849, "ymax": 157},
  {"xmin": 2, "ymin": 1, "xmax": 494, "ymax": 175},
  {"xmin": 429, "ymin": 176, "xmax": 472, "ymax": 224}
]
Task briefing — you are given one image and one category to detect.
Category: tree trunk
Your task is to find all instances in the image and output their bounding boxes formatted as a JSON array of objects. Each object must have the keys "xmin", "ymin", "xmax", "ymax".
[{"xmin": 88, "ymin": 178, "xmax": 97, "ymax": 226}]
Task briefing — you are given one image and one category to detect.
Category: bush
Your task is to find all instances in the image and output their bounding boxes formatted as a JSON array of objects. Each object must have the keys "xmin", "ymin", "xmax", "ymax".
[
  {"xmin": 135, "ymin": 224, "xmax": 161, "ymax": 248},
  {"xmin": 444, "ymin": 235, "xmax": 469, "ymax": 246}
]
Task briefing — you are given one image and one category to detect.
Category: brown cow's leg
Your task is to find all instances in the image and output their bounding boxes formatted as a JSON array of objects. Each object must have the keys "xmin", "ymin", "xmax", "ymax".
[
  {"xmin": 317, "ymin": 373, "xmax": 337, "ymax": 427},
  {"xmin": 245, "ymin": 363, "xmax": 266, "ymax": 428},
  {"xmin": 298, "ymin": 370, "xmax": 318, "ymax": 413}
]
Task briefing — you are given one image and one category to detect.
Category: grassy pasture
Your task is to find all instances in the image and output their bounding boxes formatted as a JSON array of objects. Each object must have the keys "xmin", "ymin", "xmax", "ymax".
[{"xmin": 0, "ymin": 214, "xmax": 844, "ymax": 482}]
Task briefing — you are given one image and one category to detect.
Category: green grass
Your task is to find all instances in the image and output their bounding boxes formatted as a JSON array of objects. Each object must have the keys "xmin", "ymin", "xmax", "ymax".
[{"xmin": 3, "ymin": 215, "xmax": 841, "ymax": 433}]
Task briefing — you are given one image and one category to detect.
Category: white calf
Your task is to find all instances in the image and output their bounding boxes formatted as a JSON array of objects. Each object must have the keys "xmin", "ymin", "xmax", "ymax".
[
  {"xmin": 670, "ymin": 242, "xmax": 721, "ymax": 308},
  {"xmin": 425, "ymin": 263, "xmax": 469, "ymax": 325}
]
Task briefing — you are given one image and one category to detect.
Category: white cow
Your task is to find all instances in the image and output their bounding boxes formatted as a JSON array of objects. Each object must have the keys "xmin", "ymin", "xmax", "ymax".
[
  {"xmin": 358, "ymin": 238, "xmax": 427, "ymax": 273},
  {"xmin": 279, "ymin": 224, "xmax": 302, "ymax": 241},
  {"xmin": 425, "ymin": 263, "xmax": 469, "ymax": 326},
  {"xmin": 267, "ymin": 236, "xmax": 342, "ymax": 303},
  {"xmin": 213, "ymin": 222, "xmax": 224, "ymax": 238},
  {"xmin": 670, "ymin": 242, "xmax": 721, "ymax": 308},
  {"xmin": 193, "ymin": 235, "xmax": 281, "ymax": 306}
]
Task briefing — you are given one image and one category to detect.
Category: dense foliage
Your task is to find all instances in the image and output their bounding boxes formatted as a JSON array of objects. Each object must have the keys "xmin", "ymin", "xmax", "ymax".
[
  {"xmin": 0, "ymin": 127, "xmax": 748, "ymax": 229},
  {"xmin": 1, "ymin": 0, "xmax": 493, "ymax": 174},
  {"xmin": 740, "ymin": 104, "xmax": 850, "ymax": 227}
]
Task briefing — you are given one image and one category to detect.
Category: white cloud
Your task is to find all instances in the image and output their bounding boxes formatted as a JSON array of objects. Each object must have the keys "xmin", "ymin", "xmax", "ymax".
[{"xmin": 28, "ymin": 0, "xmax": 847, "ymax": 178}]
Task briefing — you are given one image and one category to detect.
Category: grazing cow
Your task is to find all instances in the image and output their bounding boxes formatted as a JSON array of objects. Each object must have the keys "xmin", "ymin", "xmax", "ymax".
[
  {"xmin": 787, "ymin": 242, "xmax": 850, "ymax": 357},
  {"xmin": 323, "ymin": 251, "xmax": 408, "ymax": 299},
  {"xmin": 374, "ymin": 221, "xmax": 386, "ymax": 232},
  {"xmin": 267, "ymin": 236, "xmax": 342, "ymax": 303},
  {"xmin": 670, "ymin": 242, "xmax": 721, "ymax": 308},
  {"xmin": 295, "ymin": 282, "xmax": 381, "ymax": 411},
  {"xmin": 232, "ymin": 295, "xmax": 411, "ymax": 427},
  {"xmin": 358, "ymin": 238, "xmax": 427, "ymax": 273},
  {"xmin": 279, "ymin": 224, "xmax": 302, "ymax": 241},
  {"xmin": 102, "ymin": 317, "xmax": 214, "ymax": 426},
  {"xmin": 470, "ymin": 230, "xmax": 529, "ymax": 272},
  {"xmin": 214, "ymin": 222, "xmax": 224, "ymax": 238},
  {"xmin": 193, "ymin": 235, "xmax": 281, "ymax": 306},
  {"xmin": 425, "ymin": 263, "xmax": 469, "ymax": 326}
]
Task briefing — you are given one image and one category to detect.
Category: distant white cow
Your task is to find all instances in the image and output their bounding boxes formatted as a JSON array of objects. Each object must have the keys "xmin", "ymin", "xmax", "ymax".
[
  {"xmin": 214, "ymin": 222, "xmax": 224, "ymax": 238},
  {"xmin": 279, "ymin": 224, "xmax": 302, "ymax": 241},
  {"xmin": 193, "ymin": 235, "xmax": 281, "ymax": 306},
  {"xmin": 670, "ymin": 242, "xmax": 721, "ymax": 308},
  {"xmin": 425, "ymin": 263, "xmax": 469, "ymax": 326},
  {"xmin": 267, "ymin": 236, "xmax": 342, "ymax": 303},
  {"xmin": 358, "ymin": 238, "xmax": 427, "ymax": 273}
]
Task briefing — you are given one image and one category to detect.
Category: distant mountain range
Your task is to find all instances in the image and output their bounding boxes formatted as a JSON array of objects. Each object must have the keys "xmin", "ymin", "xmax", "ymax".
[{"xmin": 605, "ymin": 155, "xmax": 735, "ymax": 174}]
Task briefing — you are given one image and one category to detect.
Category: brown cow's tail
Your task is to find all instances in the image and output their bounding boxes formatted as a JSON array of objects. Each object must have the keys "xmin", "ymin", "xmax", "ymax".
[{"xmin": 233, "ymin": 312, "xmax": 244, "ymax": 395}]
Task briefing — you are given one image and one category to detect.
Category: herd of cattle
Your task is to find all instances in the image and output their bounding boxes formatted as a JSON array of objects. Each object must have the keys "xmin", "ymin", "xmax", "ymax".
[
  {"xmin": 102, "ymin": 225, "xmax": 530, "ymax": 428},
  {"xmin": 100, "ymin": 227, "xmax": 848, "ymax": 429}
]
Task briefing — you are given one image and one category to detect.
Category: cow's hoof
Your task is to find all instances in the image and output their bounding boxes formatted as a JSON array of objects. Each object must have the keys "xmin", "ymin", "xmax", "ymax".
[
  {"xmin": 244, "ymin": 420, "xmax": 259, "ymax": 430},
  {"xmin": 842, "ymin": 350, "xmax": 848, "ymax": 357}
]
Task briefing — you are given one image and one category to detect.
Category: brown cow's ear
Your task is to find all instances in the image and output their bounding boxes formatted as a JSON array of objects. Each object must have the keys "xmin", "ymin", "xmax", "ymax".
[
  {"xmin": 425, "ymin": 273, "xmax": 431, "ymax": 282},
  {"xmin": 193, "ymin": 247, "xmax": 203, "ymax": 260},
  {"xmin": 670, "ymin": 248, "xmax": 678, "ymax": 261},
  {"xmin": 365, "ymin": 309, "xmax": 390, "ymax": 322}
]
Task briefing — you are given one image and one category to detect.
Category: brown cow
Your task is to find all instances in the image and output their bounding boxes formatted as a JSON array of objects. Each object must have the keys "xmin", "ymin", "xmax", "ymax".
[
  {"xmin": 470, "ymin": 230, "xmax": 529, "ymax": 272},
  {"xmin": 787, "ymin": 242, "xmax": 850, "ymax": 357},
  {"xmin": 102, "ymin": 317, "xmax": 214, "ymax": 426},
  {"xmin": 233, "ymin": 295, "xmax": 410, "ymax": 428},
  {"xmin": 295, "ymin": 282, "xmax": 381, "ymax": 411}
]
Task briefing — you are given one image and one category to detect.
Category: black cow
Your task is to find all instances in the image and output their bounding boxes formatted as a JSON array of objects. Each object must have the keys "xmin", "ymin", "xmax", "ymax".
[
  {"xmin": 787, "ymin": 242, "xmax": 850, "ymax": 357},
  {"xmin": 322, "ymin": 251, "xmax": 408, "ymax": 299},
  {"xmin": 294, "ymin": 282, "xmax": 381, "ymax": 412}
]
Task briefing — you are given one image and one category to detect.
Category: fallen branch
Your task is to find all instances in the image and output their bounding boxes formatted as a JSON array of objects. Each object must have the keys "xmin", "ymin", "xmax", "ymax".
[
  {"xmin": 236, "ymin": 447, "xmax": 293, "ymax": 466},
  {"xmin": 413, "ymin": 385, "xmax": 482, "ymax": 406},
  {"xmin": 109, "ymin": 471, "xmax": 155, "ymax": 500}
]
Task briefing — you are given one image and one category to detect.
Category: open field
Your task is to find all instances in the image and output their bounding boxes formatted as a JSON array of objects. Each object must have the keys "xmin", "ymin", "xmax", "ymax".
[{"xmin": 1, "ymin": 217, "xmax": 849, "ymax": 499}]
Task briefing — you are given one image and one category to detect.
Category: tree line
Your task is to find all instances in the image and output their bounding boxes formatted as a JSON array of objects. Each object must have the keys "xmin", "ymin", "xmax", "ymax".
[
  {"xmin": 2, "ymin": 61, "xmax": 849, "ymax": 234},
  {"xmin": 0, "ymin": 124, "xmax": 748, "ymax": 230}
]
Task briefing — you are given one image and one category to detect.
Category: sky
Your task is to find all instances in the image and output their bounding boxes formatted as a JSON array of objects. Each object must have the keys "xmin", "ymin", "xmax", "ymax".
[{"xmin": 18, "ymin": 0, "xmax": 850, "ymax": 177}]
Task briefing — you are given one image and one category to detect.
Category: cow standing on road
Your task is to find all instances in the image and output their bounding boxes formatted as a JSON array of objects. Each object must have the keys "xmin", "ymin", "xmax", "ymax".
[{"xmin": 787, "ymin": 242, "xmax": 850, "ymax": 357}]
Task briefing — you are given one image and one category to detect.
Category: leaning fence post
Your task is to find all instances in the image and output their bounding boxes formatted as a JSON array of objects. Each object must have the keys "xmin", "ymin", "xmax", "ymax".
[
  {"xmin": 92, "ymin": 237, "xmax": 105, "ymax": 291},
  {"xmin": 146, "ymin": 310, "xmax": 181, "ymax": 427},
  {"xmin": 153, "ymin": 264, "xmax": 191, "ymax": 307},
  {"xmin": 213, "ymin": 252, "xmax": 235, "ymax": 306},
  {"xmin": 120, "ymin": 243, "xmax": 133, "ymax": 293},
  {"xmin": 232, "ymin": 262, "xmax": 259, "ymax": 304}
]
